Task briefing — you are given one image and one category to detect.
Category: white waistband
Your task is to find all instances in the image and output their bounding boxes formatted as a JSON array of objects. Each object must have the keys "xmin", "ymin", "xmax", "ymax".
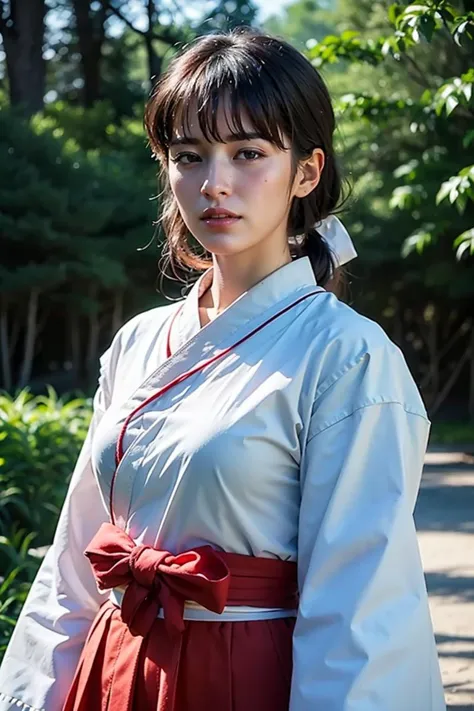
[{"xmin": 109, "ymin": 588, "xmax": 298, "ymax": 622}]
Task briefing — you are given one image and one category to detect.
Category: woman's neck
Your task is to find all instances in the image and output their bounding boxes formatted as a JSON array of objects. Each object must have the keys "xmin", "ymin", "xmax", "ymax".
[{"xmin": 199, "ymin": 246, "xmax": 292, "ymax": 324}]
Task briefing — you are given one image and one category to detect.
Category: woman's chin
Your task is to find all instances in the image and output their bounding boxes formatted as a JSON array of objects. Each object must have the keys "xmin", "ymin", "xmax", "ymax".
[{"xmin": 196, "ymin": 235, "xmax": 254, "ymax": 257}]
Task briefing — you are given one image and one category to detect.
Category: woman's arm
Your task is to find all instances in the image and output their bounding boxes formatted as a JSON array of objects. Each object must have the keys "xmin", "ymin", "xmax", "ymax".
[
  {"xmin": 0, "ymin": 352, "xmax": 113, "ymax": 711},
  {"xmin": 290, "ymin": 349, "xmax": 446, "ymax": 711}
]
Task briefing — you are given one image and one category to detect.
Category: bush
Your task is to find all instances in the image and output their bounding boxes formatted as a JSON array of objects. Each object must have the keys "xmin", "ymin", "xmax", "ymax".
[
  {"xmin": 0, "ymin": 387, "xmax": 91, "ymax": 543},
  {"xmin": 0, "ymin": 528, "xmax": 41, "ymax": 657},
  {"xmin": 0, "ymin": 388, "xmax": 91, "ymax": 657}
]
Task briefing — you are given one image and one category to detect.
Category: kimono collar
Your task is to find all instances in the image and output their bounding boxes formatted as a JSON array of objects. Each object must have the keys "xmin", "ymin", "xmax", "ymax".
[{"xmin": 172, "ymin": 255, "xmax": 318, "ymax": 353}]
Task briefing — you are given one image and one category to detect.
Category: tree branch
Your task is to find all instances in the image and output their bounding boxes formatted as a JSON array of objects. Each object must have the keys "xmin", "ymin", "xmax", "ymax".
[
  {"xmin": 103, "ymin": 0, "xmax": 146, "ymax": 36},
  {"xmin": 98, "ymin": 0, "xmax": 109, "ymax": 37},
  {"xmin": 399, "ymin": 53, "xmax": 435, "ymax": 91},
  {"xmin": 419, "ymin": 319, "xmax": 471, "ymax": 390},
  {"xmin": 431, "ymin": 345, "xmax": 471, "ymax": 415},
  {"xmin": 103, "ymin": 0, "xmax": 181, "ymax": 44}
]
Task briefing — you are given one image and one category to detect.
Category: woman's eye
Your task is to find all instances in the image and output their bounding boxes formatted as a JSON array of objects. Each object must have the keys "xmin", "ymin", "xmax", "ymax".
[
  {"xmin": 171, "ymin": 153, "xmax": 200, "ymax": 165},
  {"xmin": 237, "ymin": 149, "xmax": 262, "ymax": 161},
  {"xmin": 170, "ymin": 149, "xmax": 262, "ymax": 164}
]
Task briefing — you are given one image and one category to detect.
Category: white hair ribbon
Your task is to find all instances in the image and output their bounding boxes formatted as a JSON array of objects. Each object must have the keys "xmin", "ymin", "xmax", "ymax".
[{"xmin": 316, "ymin": 215, "xmax": 358, "ymax": 268}]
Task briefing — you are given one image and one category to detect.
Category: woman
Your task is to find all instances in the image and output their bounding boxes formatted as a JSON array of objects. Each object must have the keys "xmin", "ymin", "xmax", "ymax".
[{"xmin": 0, "ymin": 28, "xmax": 445, "ymax": 711}]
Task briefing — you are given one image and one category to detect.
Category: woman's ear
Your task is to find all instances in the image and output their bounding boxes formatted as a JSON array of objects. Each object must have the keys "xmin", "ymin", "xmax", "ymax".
[{"xmin": 293, "ymin": 148, "xmax": 325, "ymax": 199}]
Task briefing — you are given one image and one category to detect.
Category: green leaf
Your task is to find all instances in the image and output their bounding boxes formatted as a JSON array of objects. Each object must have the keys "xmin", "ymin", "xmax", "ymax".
[
  {"xmin": 419, "ymin": 15, "xmax": 436, "ymax": 41},
  {"xmin": 458, "ymin": 166, "xmax": 474, "ymax": 181},
  {"xmin": 341, "ymin": 30, "xmax": 360, "ymax": 41},
  {"xmin": 404, "ymin": 5, "xmax": 430, "ymax": 16},
  {"xmin": 454, "ymin": 228, "xmax": 474, "ymax": 259},
  {"xmin": 393, "ymin": 159, "xmax": 419, "ymax": 179},
  {"xmin": 436, "ymin": 180, "xmax": 453, "ymax": 205},
  {"xmin": 453, "ymin": 20, "xmax": 474, "ymax": 46},
  {"xmin": 463, "ymin": 131, "xmax": 474, "ymax": 148},
  {"xmin": 445, "ymin": 94, "xmax": 459, "ymax": 115},
  {"xmin": 402, "ymin": 229, "xmax": 433, "ymax": 257},
  {"xmin": 462, "ymin": 83, "xmax": 472, "ymax": 102},
  {"xmin": 388, "ymin": 3, "xmax": 403, "ymax": 25},
  {"xmin": 455, "ymin": 192, "xmax": 468, "ymax": 214}
]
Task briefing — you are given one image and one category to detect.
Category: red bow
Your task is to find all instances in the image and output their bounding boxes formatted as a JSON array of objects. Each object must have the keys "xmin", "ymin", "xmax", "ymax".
[
  {"xmin": 63, "ymin": 524, "xmax": 233, "ymax": 710},
  {"xmin": 85, "ymin": 522, "xmax": 231, "ymax": 636}
]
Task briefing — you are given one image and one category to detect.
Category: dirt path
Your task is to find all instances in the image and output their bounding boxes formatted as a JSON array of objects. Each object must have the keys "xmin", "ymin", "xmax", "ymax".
[{"xmin": 416, "ymin": 453, "xmax": 474, "ymax": 710}]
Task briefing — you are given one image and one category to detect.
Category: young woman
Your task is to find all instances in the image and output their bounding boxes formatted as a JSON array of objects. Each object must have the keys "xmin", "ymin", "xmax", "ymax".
[{"xmin": 0, "ymin": 28, "xmax": 445, "ymax": 711}]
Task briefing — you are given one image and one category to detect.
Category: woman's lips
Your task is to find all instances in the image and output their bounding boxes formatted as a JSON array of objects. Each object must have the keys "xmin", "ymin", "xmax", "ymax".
[{"xmin": 200, "ymin": 216, "xmax": 242, "ymax": 229}]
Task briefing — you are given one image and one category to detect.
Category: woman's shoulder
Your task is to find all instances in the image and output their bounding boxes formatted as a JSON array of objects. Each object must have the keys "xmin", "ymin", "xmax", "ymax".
[
  {"xmin": 305, "ymin": 290, "xmax": 398, "ymax": 365},
  {"xmin": 302, "ymin": 291, "xmax": 428, "ymax": 419},
  {"xmin": 98, "ymin": 301, "xmax": 181, "ymax": 382},
  {"xmin": 112, "ymin": 301, "xmax": 179, "ymax": 352}
]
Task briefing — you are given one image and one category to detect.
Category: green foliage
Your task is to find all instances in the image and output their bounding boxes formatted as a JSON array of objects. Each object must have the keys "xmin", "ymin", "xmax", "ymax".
[
  {"xmin": 1, "ymin": 100, "xmax": 160, "ymax": 293},
  {"xmin": 264, "ymin": 0, "xmax": 335, "ymax": 52},
  {"xmin": 0, "ymin": 528, "xmax": 41, "ymax": 656},
  {"xmin": 0, "ymin": 101, "xmax": 165, "ymax": 391},
  {"xmin": 430, "ymin": 70, "xmax": 474, "ymax": 116},
  {"xmin": 0, "ymin": 388, "xmax": 91, "ymax": 543},
  {"xmin": 1, "ymin": 107, "xmax": 124, "ymax": 297},
  {"xmin": 306, "ymin": 1, "xmax": 474, "ymax": 263},
  {"xmin": 41, "ymin": 100, "xmax": 120, "ymax": 152},
  {"xmin": 429, "ymin": 421, "xmax": 474, "ymax": 445},
  {"xmin": 0, "ymin": 389, "xmax": 92, "ymax": 656}
]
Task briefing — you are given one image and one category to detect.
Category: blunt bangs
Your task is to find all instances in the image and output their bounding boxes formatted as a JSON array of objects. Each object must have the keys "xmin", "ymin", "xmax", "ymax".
[{"xmin": 151, "ymin": 46, "xmax": 294, "ymax": 156}]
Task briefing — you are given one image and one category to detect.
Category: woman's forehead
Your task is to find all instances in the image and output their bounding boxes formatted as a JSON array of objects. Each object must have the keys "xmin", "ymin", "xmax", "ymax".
[{"xmin": 172, "ymin": 101, "xmax": 255, "ymax": 142}]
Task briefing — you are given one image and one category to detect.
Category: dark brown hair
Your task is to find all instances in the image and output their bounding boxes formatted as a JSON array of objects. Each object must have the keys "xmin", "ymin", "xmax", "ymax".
[{"xmin": 144, "ymin": 27, "xmax": 348, "ymax": 291}]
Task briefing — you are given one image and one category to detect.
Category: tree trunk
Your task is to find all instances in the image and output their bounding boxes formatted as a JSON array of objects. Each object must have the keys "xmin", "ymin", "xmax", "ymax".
[
  {"xmin": 72, "ymin": 0, "xmax": 107, "ymax": 107},
  {"xmin": 431, "ymin": 344, "xmax": 471, "ymax": 416},
  {"xmin": 469, "ymin": 325, "xmax": 474, "ymax": 422},
  {"xmin": 111, "ymin": 290, "xmax": 124, "ymax": 339},
  {"xmin": 145, "ymin": 32, "xmax": 162, "ymax": 84},
  {"xmin": 9, "ymin": 307, "xmax": 22, "ymax": 361},
  {"xmin": 69, "ymin": 313, "xmax": 81, "ymax": 377},
  {"xmin": 1, "ymin": 0, "xmax": 46, "ymax": 116},
  {"xmin": 104, "ymin": 0, "xmax": 176, "ymax": 87},
  {"xmin": 392, "ymin": 301, "xmax": 403, "ymax": 348},
  {"xmin": 425, "ymin": 313, "xmax": 439, "ymax": 408},
  {"xmin": 145, "ymin": 0, "xmax": 162, "ymax": 84},
  {"xmin": 17, "ymin": 288, "xmax": 39, "ymax": 389},
  {"xmin": 0, "ymin": 297, "xmax": 12, "ymax": 391},
  {"xmin": 85, "ymin": 285, "xmax": 100, "ymax": 381}
]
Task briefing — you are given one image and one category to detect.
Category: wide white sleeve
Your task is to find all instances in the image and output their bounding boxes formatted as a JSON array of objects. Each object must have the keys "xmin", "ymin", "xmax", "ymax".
[
  {"xmin": 0, "ymin": 352, "xmax": 114, "ymax": 711},
  {"xmin": 289, "ymin": 351, "xmax": 446, "ymax": 711}
]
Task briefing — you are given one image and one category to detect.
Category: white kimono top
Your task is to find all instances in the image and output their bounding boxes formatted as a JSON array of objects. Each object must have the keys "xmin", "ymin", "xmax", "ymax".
[{"xmin": 0, "ymin": 256, "xmax": 446, "ymax": 711}]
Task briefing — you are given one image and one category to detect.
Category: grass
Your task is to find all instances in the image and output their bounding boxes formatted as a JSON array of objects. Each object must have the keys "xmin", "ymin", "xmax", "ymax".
[{"xmin": 429, "ymin": 421, "xmax": 474, "ymax": 446}]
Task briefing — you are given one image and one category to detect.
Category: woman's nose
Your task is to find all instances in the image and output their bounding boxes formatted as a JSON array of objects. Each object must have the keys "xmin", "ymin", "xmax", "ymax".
[{"xmin": 200, "ymin": 159, "xmax": 232, "ymax": 199}]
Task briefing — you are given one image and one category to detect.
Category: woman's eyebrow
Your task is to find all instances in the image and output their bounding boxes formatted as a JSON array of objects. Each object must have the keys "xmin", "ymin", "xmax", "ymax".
[{"xmin": 169, "ymin": 132, "xmax": 263, "ymax": 146}]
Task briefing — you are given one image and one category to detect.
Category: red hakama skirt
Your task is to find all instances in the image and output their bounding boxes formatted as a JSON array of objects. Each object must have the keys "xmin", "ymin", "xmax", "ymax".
[{"xmin": 63, "ymin": 523, "xmax": 298, "ymax": 711}]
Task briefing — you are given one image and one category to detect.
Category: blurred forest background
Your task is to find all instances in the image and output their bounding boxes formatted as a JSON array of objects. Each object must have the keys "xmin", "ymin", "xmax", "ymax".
[{"xmin": 0, "ymin": 0, "xmax": 473, "ymax": 658}]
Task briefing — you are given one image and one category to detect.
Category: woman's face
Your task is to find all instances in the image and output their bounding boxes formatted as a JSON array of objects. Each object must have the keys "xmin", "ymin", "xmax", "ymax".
[{"xmin": 167, "ymin": 103, "xmax": 323, "ymax": 263}]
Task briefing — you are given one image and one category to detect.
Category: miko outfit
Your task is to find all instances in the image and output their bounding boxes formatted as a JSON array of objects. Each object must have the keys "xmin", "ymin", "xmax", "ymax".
[{"xmin": 0, "ymin": 256, "xmax": 446, "ymax": 711}]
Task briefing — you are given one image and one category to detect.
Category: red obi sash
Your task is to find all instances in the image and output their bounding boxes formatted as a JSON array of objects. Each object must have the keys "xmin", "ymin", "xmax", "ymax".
[{"xmin": 63, "ymin": 523, "xmax": 298, "ymax": 711}]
